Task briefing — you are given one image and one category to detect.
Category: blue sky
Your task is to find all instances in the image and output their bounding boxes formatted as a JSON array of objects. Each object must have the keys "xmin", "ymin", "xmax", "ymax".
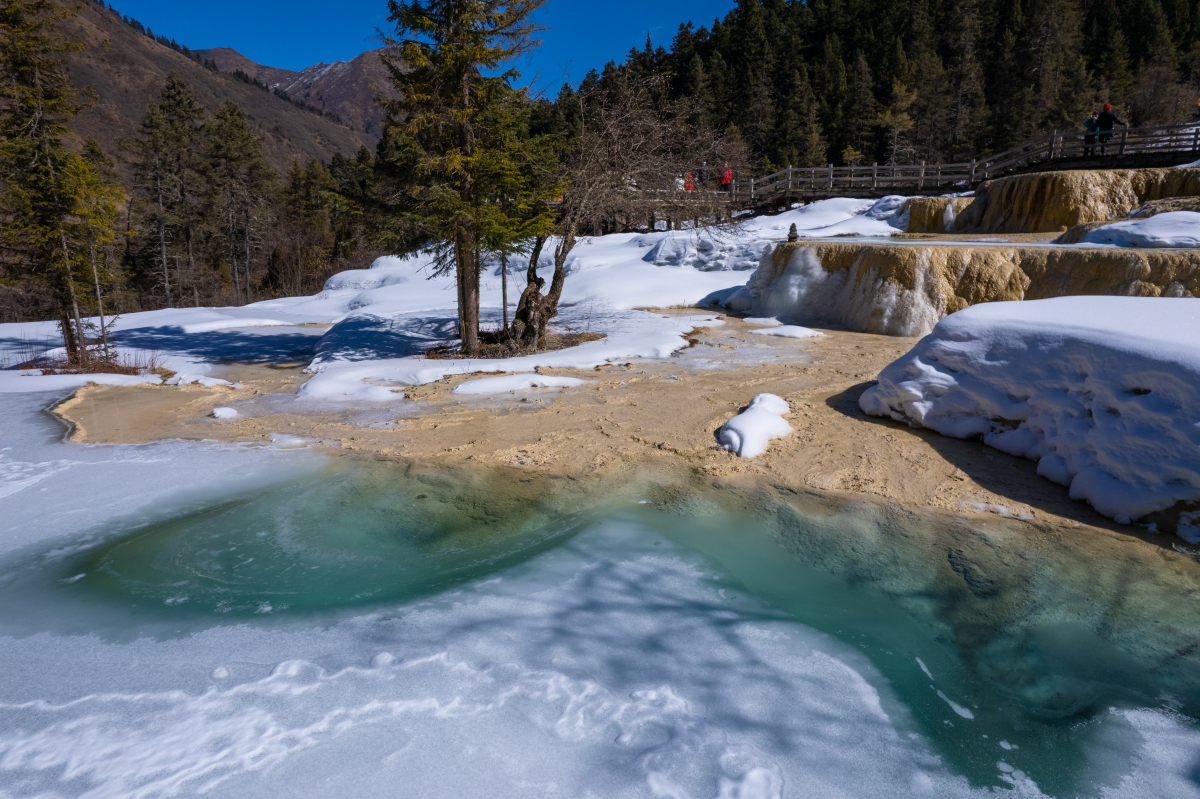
[{"xmin": 108, "ymin": 0, "xmax": 738, "ymax": 94}]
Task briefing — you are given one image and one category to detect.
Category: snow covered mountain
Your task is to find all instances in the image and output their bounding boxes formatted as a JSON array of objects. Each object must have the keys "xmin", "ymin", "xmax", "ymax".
[{"xmin": 195, "ymin": 47, "xmax": 394, "ymax": 139}]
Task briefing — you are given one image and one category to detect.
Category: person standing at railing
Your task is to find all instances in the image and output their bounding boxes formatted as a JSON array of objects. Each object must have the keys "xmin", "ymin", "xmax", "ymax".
[
  {"xmin": 1083, "ymin": 112, "xmax": 1100, "ymax": 157},
  {"xmin": 1097, "ymin": 104, "xmax": 1128, "ymax": 155},
  {"xmin": 720, "ymin": 162, "xmax": 733, "ymax": 192}
]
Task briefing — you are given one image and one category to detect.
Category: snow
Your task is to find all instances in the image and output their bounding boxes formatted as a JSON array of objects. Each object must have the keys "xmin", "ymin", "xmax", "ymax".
[
  {"xmin": 717, "ymin": 394, "xmax": 794, "ymax": 458},
  {"xmin": 0, "ymin": 370, "xmax": 161, "ymax": 393},
  {"xmin": 742, "ymin": 317, "xmax": 782, "ymax": 326},
  {"xmin": 750, "ymin": 325, "xmax": 825, "ymax": 339},
  {"xmin": 859, "ymin": 297, "xmax": 1200, "ymax": 524},
  {"xmin": 1076, "ymin": 211, "xmax": 1200, "ymax": 248},
  {"xmin": 211, "ymin": 407, "xmax": 239, "ymax": 419},
  {"xmin": 452, "ymin": 373, "xmax": 589, "ymax": 394}
]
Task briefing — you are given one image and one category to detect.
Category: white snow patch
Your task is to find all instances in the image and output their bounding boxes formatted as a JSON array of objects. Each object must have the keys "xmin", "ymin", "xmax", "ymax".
[
  {"xmin": 750, "ymin": 325, "xmax": 825, "ymax": 339},
  {"xmin": 742, "ymin": 317, "xmax": 782, "ymax": 327},
  {"xmin": 937, "ymin": 690, "xmax": 975, "ymax": 720},
  {"xmin": 452, "ymin": 374, "xmax": 589, "ymax": 394},
  {"xmin": 860, "ymin": 297, "xmax": 1200, "ymax": 525},
  {"xmin": 717, "ymin": 394, "xmax": 794, "ymax": 458},
  {"xmin": 1077, "ymin": 211, "xmax": 1200, "ymax": 248},
  {"xmin": 211, "ymin": 407, "xmax": 239, "ymax": 420}
]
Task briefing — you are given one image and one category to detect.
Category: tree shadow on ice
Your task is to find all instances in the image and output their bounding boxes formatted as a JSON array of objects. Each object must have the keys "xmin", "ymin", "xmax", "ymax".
[
  {"xmin": 824, "ymin": 382, "xmax": 1151, "ymax": 539},
  {"xmin": 312, "ymin": 314, "xmax": 461, "ymax": 363},
  {"xmin": 113, "ymin": 327, "xmax": 321, "ymax": 364}
]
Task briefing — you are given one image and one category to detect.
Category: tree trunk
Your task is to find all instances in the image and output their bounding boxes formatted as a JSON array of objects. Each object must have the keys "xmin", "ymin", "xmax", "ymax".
[
  {"xmin": 457, "ymin": 230, "xmax": 481, "ymax": 356},
  {"xmin": 156, "ymin": 173, "xmax": 172, "ymax": 307},
  {"xmin": 89, "ymin": 244, "xmax": 108, "ymax": 358},
  {"xmin": 243, "ymin": 209, "xmax": 254, "ymax": 303},
  {"xmin": 186, "ymin": 229, "xmax": 199, "ymax": 307},
  {"xmin": 59, "ymin": 229, "xmax": 87, "ymax": 366},
  {"xmin": 501, "ymin": 251, "xmax": 509, "ymax": 331}
]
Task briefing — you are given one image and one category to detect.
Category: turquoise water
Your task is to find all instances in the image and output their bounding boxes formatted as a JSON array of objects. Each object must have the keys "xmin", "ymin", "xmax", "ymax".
[{"xmin": 1, "ymin": 459, "xmax": 1197, "ymax": 797}]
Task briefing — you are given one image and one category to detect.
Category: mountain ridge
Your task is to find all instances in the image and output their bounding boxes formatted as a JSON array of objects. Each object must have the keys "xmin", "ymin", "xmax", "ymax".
[
  {"xmin": 194, "ymin": 47, "xmax": 392, "ymax": 139},
  {"xmin": 62, "ymin": 2, "xmax": 381, "ymax": 177}
]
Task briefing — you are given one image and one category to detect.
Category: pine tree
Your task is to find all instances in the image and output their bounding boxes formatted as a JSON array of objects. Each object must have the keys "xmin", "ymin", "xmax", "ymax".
[
  {"xmin": 204, "ymin": 102, "xmax": 275, "ymax": 305},
  {"xmin": 378, "ymin": 0, "xmax": 548, "ymax": 356},
  {"xmin": 0, "ymin": 1, "xmax": 122, "ymax": 363},
  {"xmin": 842, "ymin": 53, "xmax": 877, "ymax": 161}
]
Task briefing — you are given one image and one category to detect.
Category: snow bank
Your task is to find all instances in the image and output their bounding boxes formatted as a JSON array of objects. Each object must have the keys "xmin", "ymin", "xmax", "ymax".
[
  {"xmin": 452, "ymin": 374, "xmax": 589, "ymax": 394},
  {"xmin": 0, "ymin": 370, "xmax": 161, "ymax": 394},
  {"xmin": 860, "ymin": 297, "xmax": 1200, "ymax": 525},
  {"xmin": 750, "ymin": 325, "xmax": 825, "ymax": 339},
  {"xmin": 179, "ymin": 318, "xmax": 291, "ymax": 334},
  {"xmin": 717, "ymin": 394, "xmax": 794, "ymax": 458},
  {"xmin": 210, "ymin": 407, "xmax": 239, "ymax": 419},
  {"xmin": 1077, "ymin": 211, "xmax": 1200, "ymax": 248},
  {"xmin": 302, "ymin": 311, "xmax": 722, "ymax": 401}
]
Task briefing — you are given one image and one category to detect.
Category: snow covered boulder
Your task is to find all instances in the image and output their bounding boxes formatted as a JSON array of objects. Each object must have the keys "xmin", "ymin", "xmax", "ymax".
[
  {"xmin": 1076, "ymin": 211, "xmax": 1200, "ymax": 248},
  {"xmin": 718, "ymin": 394, "xmax": 794, "ymax": 458},
  {"xmin": 859, "ymin": 297, "xmax": 1200, "ymax": 527}
]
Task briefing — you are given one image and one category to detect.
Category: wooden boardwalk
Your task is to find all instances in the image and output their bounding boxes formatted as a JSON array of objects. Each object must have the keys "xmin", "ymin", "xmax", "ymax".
[{"xmin": 725, "ymin": 121, "xmax": 1200, "ymax": 206}]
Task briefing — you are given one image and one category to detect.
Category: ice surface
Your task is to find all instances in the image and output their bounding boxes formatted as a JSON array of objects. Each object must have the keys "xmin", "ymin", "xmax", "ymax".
[
  {"xmin": 1, "ymin": 392, "xmax": 1199, "ymax": 797},
  {"xmin": 1077, "ymin": 211, "xmax": 1200, "ymax": 248},
  {"xmin": 717, "ymin": 394, "xmax": 794, "ymax": 458},
  {"xmin": 452, "ymin": 373, "xmax": 589, "ymax": 394},
  {"xmin": 750, "ymin": 325, "xmax": 825, "ymax": 339},
  {"xmin": 860, "ymin": 297, "xmax": 1200, "ymax": 524}
]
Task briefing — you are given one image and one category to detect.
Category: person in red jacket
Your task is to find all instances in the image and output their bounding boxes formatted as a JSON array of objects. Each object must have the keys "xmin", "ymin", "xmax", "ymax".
[{"xmin": 720, "ymin": 162, "xmax": 733, "ymax": 192}]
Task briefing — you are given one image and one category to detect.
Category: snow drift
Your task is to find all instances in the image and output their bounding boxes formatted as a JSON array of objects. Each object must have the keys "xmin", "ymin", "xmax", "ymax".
[
  {"xmin": 1075, "ymin": 211, "xmax": 1200, "ymax": 248},
  {"xmin": 859, "ymin": 297, "xmax": 1200, "ymax": 528},
  {"xmin": 717, "ymin": 394, "xmax": 794, "ymax": 458}
]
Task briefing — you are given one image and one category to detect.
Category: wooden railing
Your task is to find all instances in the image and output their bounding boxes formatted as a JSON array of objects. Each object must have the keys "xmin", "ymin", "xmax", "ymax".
[{"xmin": 726, "ymin": 121, "xmax": 1200, "ymax": 202}]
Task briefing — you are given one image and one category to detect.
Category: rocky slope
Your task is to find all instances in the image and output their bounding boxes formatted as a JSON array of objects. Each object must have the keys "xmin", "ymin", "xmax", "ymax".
[
  {"xmin": 729, "ymin": 239, "xmax": 1199, "ymax": 337},
  {"xmin": 955, "ymin": 167, "xmax": 1200, "ymax": 234},
  {"xmin": 195, "ymin": 47, "xmax": 393, "ymax": 139},
  {"xmin": 62, "ymin": 3, "xmax": 376, "ymax": 175}
]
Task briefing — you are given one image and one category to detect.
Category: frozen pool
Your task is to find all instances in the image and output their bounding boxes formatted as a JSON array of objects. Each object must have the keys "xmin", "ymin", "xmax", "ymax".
[{"xmin": 0, "ymin": 391, "xmax": 1198, "ymax": 798}]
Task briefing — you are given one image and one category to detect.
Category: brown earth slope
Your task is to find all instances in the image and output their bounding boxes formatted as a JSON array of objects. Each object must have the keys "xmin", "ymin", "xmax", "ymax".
[
  {"xmin": 62, "ymin": 4, "xmax": 376, "ymax": 175},
  {"xmin": 196, "ymin": 47, "xmax": 393, "ymax": 138}
]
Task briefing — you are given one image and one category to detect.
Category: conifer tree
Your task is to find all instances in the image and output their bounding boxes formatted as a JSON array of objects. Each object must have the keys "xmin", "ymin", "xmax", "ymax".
[
  {"xmin": 0, "ymin": 0, "xmax": 122, "ymax": 363},
  {"xmin": 378, "ymin": 0, "xmax": 548, "ymax": 356},
  {"xmin": 204, "ymin": 101, "xmax": 275, "ymax": 305}
]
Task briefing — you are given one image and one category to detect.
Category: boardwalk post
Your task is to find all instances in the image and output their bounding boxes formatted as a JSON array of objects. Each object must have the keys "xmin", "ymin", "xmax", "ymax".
[
  {"xmin": 1119, "ymin": 129, "xmax": 1128, "ymax": 157},
  {"xmin": 787, "ymin": 165, "xmax": 793, "ymax": 194},
  {"xmin": 1193, "ymin": 126, "xmax": 1200, "ymax": 152},
  {"xmin": 872, "ymin": 163, "xmax": 878, "ymax": 190},
  {"xmin": 969, "ymin": 158, "xmax": 976, "ymax": 184},
  {"xmin": 750, "ymin": 177, "xmax": 755, "ymax": 202},
  {"xmin": 918, "ymin": 161, "xmax": 926, "ymax": 190},
  {"xmin": 827, "ymin": 163, "xmax": 834, "ymax": 190}
]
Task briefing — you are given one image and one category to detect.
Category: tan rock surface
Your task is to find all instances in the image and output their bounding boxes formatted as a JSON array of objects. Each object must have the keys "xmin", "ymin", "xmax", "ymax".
[
  {"xmin": 54, "ymin": 318, "xmax": 1171, "ymax": 543},
  {"xmin": 955, "ymin": 167, "xmax": 1200, "ymax": 234}
]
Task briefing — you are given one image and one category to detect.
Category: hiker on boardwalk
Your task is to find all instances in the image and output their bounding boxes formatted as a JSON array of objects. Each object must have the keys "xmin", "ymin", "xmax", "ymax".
[
  {"xmin": 1097, "ymin": 103, "xmax": 1127, "ymax": 155},
  {"xmin": 720, "ymin": 162, "xmax": 733, "ymax": 192},
  {"xmin": 1083, "ymin": 112, "xmax": 1100, "ymax": 157}
]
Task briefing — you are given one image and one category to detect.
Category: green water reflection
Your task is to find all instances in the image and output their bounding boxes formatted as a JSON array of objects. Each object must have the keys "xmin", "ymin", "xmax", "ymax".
[{"xmin": 72, "ymin": 463, "xmax": 592, "ymax": 614}]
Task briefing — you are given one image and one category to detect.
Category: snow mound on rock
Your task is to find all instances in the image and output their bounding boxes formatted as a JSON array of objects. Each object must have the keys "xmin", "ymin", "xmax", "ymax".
[
  {"xmin": 717, "ymin": 394, "xmax": 794, "ymax": 458},
  {"xmin": 859, "ymin": 297, "xmax": 1200, "ymax": 526},
  {"xmin": 1078, "ymin": 211, "xmax": 1200, "ymax": 248}
]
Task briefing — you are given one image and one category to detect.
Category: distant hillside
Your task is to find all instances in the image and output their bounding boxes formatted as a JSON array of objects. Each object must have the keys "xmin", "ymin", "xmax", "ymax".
[
  {"xmin": 62, "ymin": 2, "xmax": 379, "ymax": 176},
  {"xmin": 195, "ymin": 47, "xmax": 392, "ymax": 138}
]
